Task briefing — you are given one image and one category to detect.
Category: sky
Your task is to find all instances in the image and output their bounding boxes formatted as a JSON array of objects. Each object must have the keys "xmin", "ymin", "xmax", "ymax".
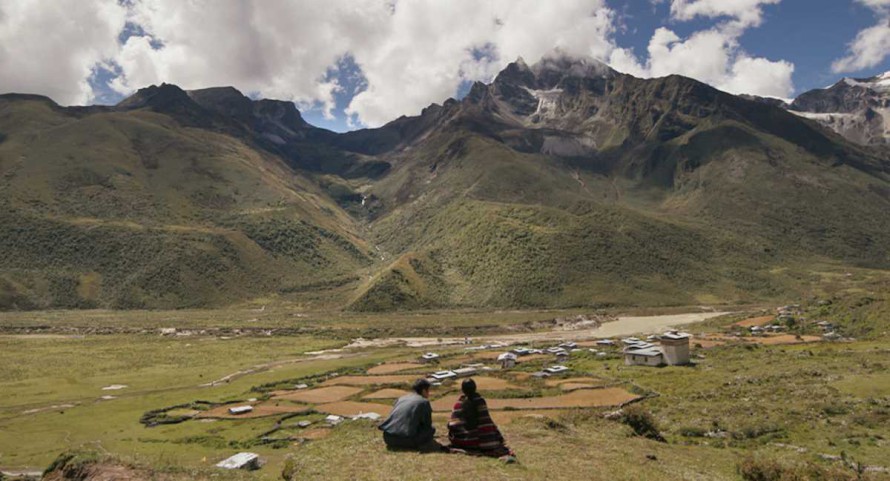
[{"xmin": 1, "ymin": 0, "xmax": 888, "ymax": 132}]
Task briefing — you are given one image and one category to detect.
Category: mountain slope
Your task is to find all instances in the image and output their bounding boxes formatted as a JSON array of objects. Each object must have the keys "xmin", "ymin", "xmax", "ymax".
[
  {"xmin": 0, "ymin": 93, "xmax": 371, "ymax": 309},
  {"xmin": 1, "ymin": 55, "xmax": 889, "ymax": 312},
  {"xmin": 345, "ymin": 56, "xmax": 890, "ymax": 310},
  {"xmin": 788, "ymin": 72, "xmax": 890, "ymax": 146}
]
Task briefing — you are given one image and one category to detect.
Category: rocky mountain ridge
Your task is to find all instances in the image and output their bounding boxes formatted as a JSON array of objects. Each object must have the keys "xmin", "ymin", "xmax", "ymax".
[{"xmin": 0, "ymin": 55, "xmax": 888, "ymax": 311}]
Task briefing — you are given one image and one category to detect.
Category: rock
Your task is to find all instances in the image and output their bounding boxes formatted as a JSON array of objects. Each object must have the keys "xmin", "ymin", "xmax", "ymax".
[{"xmin": 216, "ymin": 452, "xmax": 260, "ymax": 470}]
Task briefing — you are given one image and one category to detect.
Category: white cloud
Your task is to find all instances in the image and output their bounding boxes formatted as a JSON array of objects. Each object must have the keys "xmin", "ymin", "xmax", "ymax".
[
  {"xmin": 670, "ymin": 0, "xmax": 780, "ymax": 28},
  {"xmin": 608, "ymin": 0, "xmax": 794, "ymax": 99},
  {"xmin": 105, "ymin": 0, "xmax": 618, "ymax": 127},
  {"xmin": 857, "ymin": 0, "xmax": 890, "ymax": 11},
  {"xmin": 832, "ymin": 1, "xmax": 890, "ymax": 74},
  {"xmin": 0, "ymin": 0, "xmax": 126, "ymax": 105},
  {"xmin": 0, "ymin": 0, "xmax": 798, "ymax": 125},
  {"xmin": 345, "ymin": 0, "xmax": 617, "ymax": 126},
  {"xmin": 110, "ymin": 0, "xmax": 376, "ymax": 118}
]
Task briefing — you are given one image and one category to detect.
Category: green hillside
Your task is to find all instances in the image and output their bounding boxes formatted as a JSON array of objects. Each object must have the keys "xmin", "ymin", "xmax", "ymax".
[
  {"xmin": 346, "ymin": 63, "xmax": 890, "ymax": 311},
  {"xmin": 0, "ymin": 95, "xmax": 371, "ymax": 309},
  {"xmin": 1, "ymin": 58, "xmax": 889, "ymax": 311}
]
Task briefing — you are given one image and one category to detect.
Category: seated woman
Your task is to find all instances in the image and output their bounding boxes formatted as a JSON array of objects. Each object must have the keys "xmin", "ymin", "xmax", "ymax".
[{"xmin": 447, "ymin": 378, "xmax": 515, "ymax": 459}]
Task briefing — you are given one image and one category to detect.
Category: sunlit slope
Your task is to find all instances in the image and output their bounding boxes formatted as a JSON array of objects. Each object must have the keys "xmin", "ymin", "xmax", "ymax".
[
  {"xmin": 352, "ymin": 88, "xmax": 890, "ymax": 310},
  {"xmin": 0, "ymin": 95, "xmax": 371, "ymax": 309}
]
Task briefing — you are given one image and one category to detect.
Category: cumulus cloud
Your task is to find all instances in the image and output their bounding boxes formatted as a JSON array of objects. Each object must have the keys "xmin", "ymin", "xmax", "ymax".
[
  {"xmin": 345, "ymin": 0, "xmax": 616, "ymax": 126},
  {"xmin": 0, "ymin": 0, "xmax": 798, "ymax": 125},
  {"xmin": 670, "ymin": 0, "xmax": 780, "ymax": 28},
  {"xmin": 111, "ymin": 0, "xmax": 379, "ymax": 118},
  {"xmin": 609, "ymin": 0, "xmax": 794, "ymax": 99},
  {"xmin": 832, "ymin": 0, "xmax": 890, "ymax": 73},
  {"xmin": 103, "ymin": 0, "xmax": 620, "ymax": 127},
  {"xmin": 0, "ymin": 0, "xmax": 126, "ymax": 105}
]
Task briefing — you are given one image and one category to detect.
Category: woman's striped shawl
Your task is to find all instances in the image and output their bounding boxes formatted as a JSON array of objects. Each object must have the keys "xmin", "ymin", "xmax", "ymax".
[{"xmin": 447, "ymin": 393, "xmax": 511, "ymax": 457}]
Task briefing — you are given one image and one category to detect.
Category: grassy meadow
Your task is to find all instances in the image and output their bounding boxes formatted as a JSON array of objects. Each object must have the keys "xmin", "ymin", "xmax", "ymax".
[{"xmin": 0, "ymin": 275, "xmax": 888, "ymax": 480}]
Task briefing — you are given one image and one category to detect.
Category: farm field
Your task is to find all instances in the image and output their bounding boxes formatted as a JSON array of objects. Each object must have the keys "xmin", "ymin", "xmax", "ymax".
[{"xmin": 1, "ymin": 291, "xmax": 889, "ymax": 481}]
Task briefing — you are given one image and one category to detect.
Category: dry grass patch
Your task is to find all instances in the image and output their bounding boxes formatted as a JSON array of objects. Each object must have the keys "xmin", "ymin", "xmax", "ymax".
[
  {"xmin": 296, "ymin": 428, "xmax": 332, "ymax": 441},
  {"xmin": 544, "ymin": 377, "xmax": 603, "ymax": 387},
  {"xmin": 469, "ymin": 376, "xmax": 521, "ymax": 391},
  {"xmin": 559, "ymin": 383, "xmax": 600, "ymax": 391},
  {"xmin": 317, "ymin": 401, "xmax": 393, "ymax": 417},
  {"xmin": 734, "ymin": 315, "xmax": 775, "ymax": 327},
  {"xmin": 321, "ymin": 375, "xmax": 418, "ymax": 387},
  {"xmin": 431, "ymin": 387, "xmax": 639, "ymax": 411},
  {"xmin": 363, "ymin": 388, "xmax": 409, "ymax": 400},
  {"xmin": 275, "ymin": 386, "xmax": 364, "ymax": 404},
  {"xmin": 749, "ymin": 335, "xmax": 821, "ymax": 345},
  {"xmin": 366, "ymin": 363, "xmax": 423, "ymax": 375}
]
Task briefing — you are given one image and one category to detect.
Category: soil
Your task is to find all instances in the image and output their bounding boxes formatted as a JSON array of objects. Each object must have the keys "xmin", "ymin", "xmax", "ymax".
[
  {"xmin": 558, "ymin": 383, "xmax": 600, "ymax": 391},
  {"xmin": 734, "ymin": 315, "xmax": 775, "ymax": 327},
  {"xmin": 544, "ymin": 377, "xmax": 603, "ymax": 387},
  {"xmin": 749, "ymin": 334, "xmax": 821, "ymax": 345},
  {"xmin": 274, "ymin": 386, "xmax": 364, "ymax": 404},
  {"xmin": 467, "ymin": 376, "xmax": 521, "ymax": 391}
]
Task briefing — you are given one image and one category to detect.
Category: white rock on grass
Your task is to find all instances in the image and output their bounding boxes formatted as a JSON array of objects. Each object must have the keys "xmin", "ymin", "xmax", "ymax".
[{"xmin": 216, "ymin": 452, "xmax": 260, "ymax": 470}]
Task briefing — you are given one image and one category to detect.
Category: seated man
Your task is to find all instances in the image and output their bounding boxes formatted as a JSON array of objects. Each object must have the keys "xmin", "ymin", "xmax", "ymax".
[
  {"xmin": 447, "ymin": 378, "xmax": 515, "ymax": 459},
  {"xmin": 378, "ymin": 378, "xmax": 442, "ymax": 452}
]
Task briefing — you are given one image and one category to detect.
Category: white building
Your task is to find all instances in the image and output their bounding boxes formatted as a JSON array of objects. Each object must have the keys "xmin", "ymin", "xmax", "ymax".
[
  {"xmin": 497, "ymin": 352, "xmax": 517, "ymax": 369},
  {"xmin": 660, "ymin": 331, "xmax": 691, "ymax": 365},
  {"xmin": 544, "ymin": 365, "xmax": 569, "ymax": 374},
  {"xmin": 623, "ymin": 347, "xmax": 664, "ymax": 366},
  {"xmin": 420, "ymin": 352, "xmax": 440, "ymax": 362},
  {"xmin": 624, "ymin": 331, "xmax": 691, "ymax": 366},
  {"xmin": 454, "ymin": 367, "xmax": 478, "ymax": 377}
]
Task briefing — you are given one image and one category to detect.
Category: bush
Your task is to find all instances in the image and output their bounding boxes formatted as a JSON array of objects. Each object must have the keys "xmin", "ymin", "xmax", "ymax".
[
  {"xmin": 733, "ymin": 423, "xmax": 785, "ymax": 440},
  {"xmin": 282, "ymin": 456, "xmax": 299, "ymax": 481},
  {"xmin": 42, "ymin": 450, "xmax": 103, "ymax": 477},
  {"xmin": 620, "ymin": 404, "xmax": 665, "ymax": 442},
  {"xmin": 737, "ymin": 456, "xmax": 860, "ymax": 481},
  {"xmin": 678, "ymin": 426, "xmax": 707, "ymax": 437}
]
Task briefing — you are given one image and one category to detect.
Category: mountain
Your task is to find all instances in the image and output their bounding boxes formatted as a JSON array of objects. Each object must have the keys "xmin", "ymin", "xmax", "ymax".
[
  {"xmin": 1, "ymin": 54, "xmax": 888, "ymax": 311},
  {"xmin": 788, "ymin": 72, "xmax": 890, "ymax": 146},
  {"xmin": 0, "ymin": 91, "xmax": 371, "ymax": 309},
  {"xmin": 344, "ymin": 55, "xmax": 890, "ymax": 310}
]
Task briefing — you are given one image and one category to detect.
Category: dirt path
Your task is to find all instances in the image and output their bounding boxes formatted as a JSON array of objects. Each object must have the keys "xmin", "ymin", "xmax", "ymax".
[{"xmin": 344, "ymin": 312, "xmax": 730, "ymax": 349}]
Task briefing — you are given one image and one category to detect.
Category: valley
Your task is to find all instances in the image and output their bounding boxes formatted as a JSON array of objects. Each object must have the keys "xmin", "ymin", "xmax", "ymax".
[
  {"xmin": 1, "ymin": 53, "xmax": 889, "ymax": 481},
  {"xmin": 1, "ymin": 280, "xmax": 888, "ymax": 480}
]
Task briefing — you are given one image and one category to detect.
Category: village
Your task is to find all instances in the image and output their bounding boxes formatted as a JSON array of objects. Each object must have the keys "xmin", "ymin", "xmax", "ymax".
[{"xmin": 187, "ymin": 305, "xmax": 848, "ymax": 471}]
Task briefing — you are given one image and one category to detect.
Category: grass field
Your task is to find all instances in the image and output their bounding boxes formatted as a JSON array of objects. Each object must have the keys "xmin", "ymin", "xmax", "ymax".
[{"xmin": 0, "ymin": 286, "xmax": 888, "ymax": 480}]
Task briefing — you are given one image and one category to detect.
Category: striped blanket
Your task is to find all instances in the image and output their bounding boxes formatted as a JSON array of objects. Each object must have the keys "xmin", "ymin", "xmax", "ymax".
[{"xmin": 447, "ymin": 394, "xmax": 513, "ymax": 457}]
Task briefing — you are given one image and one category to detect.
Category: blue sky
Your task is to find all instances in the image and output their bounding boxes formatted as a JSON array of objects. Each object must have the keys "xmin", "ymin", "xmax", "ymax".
[{"xmin": 3, "ymin": 0, "xmax": 889, "ymax": 132}]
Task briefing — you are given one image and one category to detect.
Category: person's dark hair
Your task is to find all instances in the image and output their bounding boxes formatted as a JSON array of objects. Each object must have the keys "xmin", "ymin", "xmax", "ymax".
[
  {"xmin": 412, "ymin": 378, "xmax": 431, "ymax": 395},
  {"xmin": 461, "ymin": 378, "xmax": 480, "ymax": 429}
]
